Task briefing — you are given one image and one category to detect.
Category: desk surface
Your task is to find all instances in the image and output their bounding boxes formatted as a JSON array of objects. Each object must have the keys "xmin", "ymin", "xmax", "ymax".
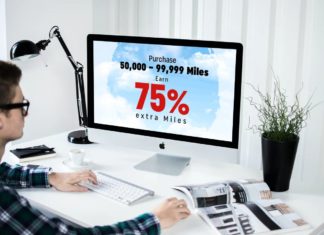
[{"xmin": 3, "ymin": 131, "xmax": 324, "ymax": 234}]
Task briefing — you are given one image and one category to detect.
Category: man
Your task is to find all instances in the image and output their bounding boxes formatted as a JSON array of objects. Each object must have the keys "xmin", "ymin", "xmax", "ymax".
[{"xmin": 0, "ymin": 60, "xmax": 190, "ymax": 234}]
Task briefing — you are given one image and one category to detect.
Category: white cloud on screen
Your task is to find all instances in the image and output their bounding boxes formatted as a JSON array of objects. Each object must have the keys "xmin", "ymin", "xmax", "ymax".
[
  {"xmin": 206, "ymin": 108, "xmax": 212, "ymax": 114},
  {"xmin": 94, "ymin": 62, "xmax": 146, "ymax": 129},
  {"xmin": 117, "ymin": 70, "xmax": 152, "ymax": 90},
  {"xmin": 208, "ymin": 50, "xmax": 236, "ymax": 141},
  {"xmin": 95, "ymin": 92, "xmax": 145, "ymax": 128},
  {"xmin": 94, "ymin": 62, "xmax": 115, "ymax": 93},
  {"xmin": 165, "ymin": 49, "xmax": 236, "ymax": 141},
  {"xmin": 117, "ymin": 45, "xmax": 140, "ymax": 62},
  {"xmin": 165, "ymin": 99, "xmax": 233, "ymax": 141},
  {"xmin": 190, "ymin": 49, "xmax": 236, "ymax": 82},
  {"xmin": 149, "ymin": 46, "xmax": 182, "ymax": 59},
  {"xmin": 164, "ymin": 108, "xmax": 233, "ymax": 141}
]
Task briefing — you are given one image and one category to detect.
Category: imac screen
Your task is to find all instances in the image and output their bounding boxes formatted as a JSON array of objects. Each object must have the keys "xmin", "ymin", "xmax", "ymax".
[{"xmin": 87, "ymin": 35, "xmax": 242, "ymax": 148}]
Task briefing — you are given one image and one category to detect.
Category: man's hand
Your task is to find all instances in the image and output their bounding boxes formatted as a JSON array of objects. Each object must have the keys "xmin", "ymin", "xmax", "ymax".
[
  {"xmin": 153, "ymin": 197, "xmax": 191, "ymax": 229},
  {"xmin": 48, "ymin": 170, "xmax": 98, "ymax": 192}
]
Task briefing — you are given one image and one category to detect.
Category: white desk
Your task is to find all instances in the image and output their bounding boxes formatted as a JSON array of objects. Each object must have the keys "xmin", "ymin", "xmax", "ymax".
[{"xmin": 3, "ymin": 132, "xmax": 324, "ymax": 234}]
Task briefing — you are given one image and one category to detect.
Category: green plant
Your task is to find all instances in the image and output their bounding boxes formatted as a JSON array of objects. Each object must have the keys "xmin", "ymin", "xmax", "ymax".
[{"xmin": 247, "ymin": 79, "xmax": 312, "ymax": 142}]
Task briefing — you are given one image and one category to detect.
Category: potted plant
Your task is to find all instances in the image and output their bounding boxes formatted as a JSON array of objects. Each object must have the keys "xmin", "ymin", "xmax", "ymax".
[{"xmin": 247, "ymin": 79, "xmax": 312, "ymax": 192}]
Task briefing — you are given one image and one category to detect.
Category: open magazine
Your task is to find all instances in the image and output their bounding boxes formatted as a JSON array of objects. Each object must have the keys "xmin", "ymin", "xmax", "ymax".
[{"xmin": 173, "ymin": 179, "xmax": 309, "ymax": 235}]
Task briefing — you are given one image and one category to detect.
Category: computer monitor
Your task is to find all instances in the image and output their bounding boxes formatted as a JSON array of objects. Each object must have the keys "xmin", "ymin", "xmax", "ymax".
[{"xmin": 87, "ymin": 34, "xmax": 243, "ymax": 175}]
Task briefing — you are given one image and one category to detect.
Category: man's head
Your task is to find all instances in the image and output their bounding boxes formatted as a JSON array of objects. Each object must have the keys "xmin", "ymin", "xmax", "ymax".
[
  {"xmin": 0, "ymin": 61, "xmax": 21, "ymax": 106},
  {"xmin": 0, "ymin": 60, "xmax": 27, "ymax": 144}
]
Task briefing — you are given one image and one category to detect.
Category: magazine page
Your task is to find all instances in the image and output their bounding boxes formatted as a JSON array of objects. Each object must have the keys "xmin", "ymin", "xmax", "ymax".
[
  {"xmin": 173, "ymin": 179, "xmax": 271, "ymax": 208},
  {"xmin": 237, "ymin": 180, "xmax": 272, "ymax": 202},
  {"xmin": 197, "ymin": 198, "xmax": 308, "ymax": 235},
  {"xmin": 173, "ymin": 182, "xmax": 232, "ymax": 208}
]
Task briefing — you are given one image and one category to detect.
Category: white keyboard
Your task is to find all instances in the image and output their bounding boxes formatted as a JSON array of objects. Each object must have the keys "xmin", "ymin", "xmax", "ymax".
[{"xmin": 80, "ymin": 171, "xmax": 154, "ymax": 205}]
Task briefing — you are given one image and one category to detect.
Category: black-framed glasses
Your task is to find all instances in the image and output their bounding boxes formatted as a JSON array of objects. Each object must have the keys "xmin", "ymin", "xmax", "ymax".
[{"xmin": 0, "ymin": 99, "xmax": 30, "ymax": 116}]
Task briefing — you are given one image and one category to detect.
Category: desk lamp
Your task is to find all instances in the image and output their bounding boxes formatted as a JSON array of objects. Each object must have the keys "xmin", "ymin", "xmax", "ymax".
[{"xmin": 10, "ymin": 26, "xmax": 92, "ymax": 144}]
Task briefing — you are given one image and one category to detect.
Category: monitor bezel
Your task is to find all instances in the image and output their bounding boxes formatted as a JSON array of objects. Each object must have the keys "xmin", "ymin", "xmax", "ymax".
[{"xmin": 87, "ymin": 34, "xmax": 243, "ymax": 149}]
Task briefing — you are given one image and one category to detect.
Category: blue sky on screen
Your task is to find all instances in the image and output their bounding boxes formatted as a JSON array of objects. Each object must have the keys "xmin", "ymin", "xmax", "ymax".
[{"xmin": 93, "ymin": 41, "xmax": 236, "ymax": 141}]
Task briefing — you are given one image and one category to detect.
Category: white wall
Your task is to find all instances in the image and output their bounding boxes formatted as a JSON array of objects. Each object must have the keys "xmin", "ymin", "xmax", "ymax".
[
  {"xmin": 0, "ymin": 0, "xmax": 6, "ymax": 59},
  {"xmin": 92, "ymin": 0, "xmax": 324, "ymax": 193},
  {"xmin": 5, "ymin": 0, "xmax": 93, "ymax": 142},
  {"xmin": 296, "ymin": 0, "xmax": 324, "ymax": 193}
]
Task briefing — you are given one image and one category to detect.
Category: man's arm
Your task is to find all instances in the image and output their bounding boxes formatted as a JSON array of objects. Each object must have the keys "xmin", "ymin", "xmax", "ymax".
[
  {"xmin": 0, "ymin": 185, "xmax": 193, "ymax": 235},
  {"xmin": 0, "ymin": 162, "xmax": 50, "ymax": 188},
  {"xmin": 0, "ymin": 162, "xmax": 97, "ymax": 191},
  {"xmin": 0, "ymin": 184, "xmax": 160, "ymax": 234}
]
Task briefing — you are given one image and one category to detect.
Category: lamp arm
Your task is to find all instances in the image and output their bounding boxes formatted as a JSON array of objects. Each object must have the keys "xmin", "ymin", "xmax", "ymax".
[
  {"xmin": 50, "ymin": 26, "xmax": 79, "ymax": 70},
  {"xmin": 50, "ymin": 26, "xmax": 88, "ymax": 128},
  {"xmin": 75, "ymin": 67, "xmax": 88, "ymax": 127}
]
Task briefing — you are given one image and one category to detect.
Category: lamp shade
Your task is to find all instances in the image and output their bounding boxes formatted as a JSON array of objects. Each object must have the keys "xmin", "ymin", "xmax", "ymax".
[{"xmin": 10, "ymin": 40, "xmax": 40, "ymax": 61}]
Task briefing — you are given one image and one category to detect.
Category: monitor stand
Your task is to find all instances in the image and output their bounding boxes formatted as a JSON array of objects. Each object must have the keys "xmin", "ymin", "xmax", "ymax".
[{"xmin": 134, "ymin": 154, "xmax": 191, "ymax": 176}]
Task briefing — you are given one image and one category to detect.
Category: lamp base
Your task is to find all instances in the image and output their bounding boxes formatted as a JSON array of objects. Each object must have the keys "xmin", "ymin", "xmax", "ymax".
[{"xmin": 68, "ymin": 130, "xmax": 93, "ymax": 144}]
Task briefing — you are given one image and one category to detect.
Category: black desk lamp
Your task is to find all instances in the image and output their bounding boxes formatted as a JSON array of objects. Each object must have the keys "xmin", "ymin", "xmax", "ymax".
[{"xmin": 10, "ymin": 26, "xmax": 92, "ymax": 144}]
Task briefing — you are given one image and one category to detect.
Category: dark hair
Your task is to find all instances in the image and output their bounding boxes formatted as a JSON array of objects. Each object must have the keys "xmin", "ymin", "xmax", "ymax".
[{"xmin": 0, "ymin": 60, "xmax": 22, "ymax": 106}]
